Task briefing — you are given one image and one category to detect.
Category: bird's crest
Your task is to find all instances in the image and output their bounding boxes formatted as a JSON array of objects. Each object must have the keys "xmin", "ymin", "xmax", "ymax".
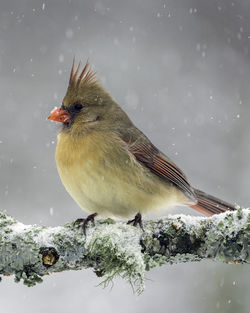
[{"xmin": 68, "ymin": 58, "xmax": 98, "ymax": 89}]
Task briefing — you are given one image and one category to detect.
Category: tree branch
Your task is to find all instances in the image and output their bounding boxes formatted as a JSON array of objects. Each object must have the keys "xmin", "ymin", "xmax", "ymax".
[{"xmin": 0, "ymin": 208, "xmax": 249, "ymax": 293}]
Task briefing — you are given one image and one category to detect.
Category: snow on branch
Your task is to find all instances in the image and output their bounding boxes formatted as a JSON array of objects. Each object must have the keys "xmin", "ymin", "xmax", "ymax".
[{"xmin": 0, "ymin": 208, "xmax": 249, "ymax": 293}]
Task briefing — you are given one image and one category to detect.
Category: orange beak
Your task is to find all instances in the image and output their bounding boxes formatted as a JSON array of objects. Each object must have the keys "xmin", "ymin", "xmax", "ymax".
[{"xmin": 48, "ymin": 108, "xmax": 71, "ymax": 124}]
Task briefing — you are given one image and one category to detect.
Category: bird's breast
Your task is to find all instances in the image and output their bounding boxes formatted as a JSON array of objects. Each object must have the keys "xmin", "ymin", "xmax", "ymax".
[{"xmin": 55, "ymin": 131, "xmax": 188, "ymax": 218}]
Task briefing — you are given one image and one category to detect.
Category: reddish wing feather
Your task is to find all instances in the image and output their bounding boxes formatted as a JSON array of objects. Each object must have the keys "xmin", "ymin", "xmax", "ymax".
[
  {"xmin": 120, "ymin": 130, "xmax": 236, "ymax": 215},
  {"xmin": 126, "ymin": 138, "xmax": 196, "ymax": 202}
]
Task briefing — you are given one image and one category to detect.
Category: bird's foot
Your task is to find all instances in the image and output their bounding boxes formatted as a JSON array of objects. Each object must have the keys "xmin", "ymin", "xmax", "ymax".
[
  {"xmin": 74, "ymin": 213, "xmax": 98, "ymax": 235},
  {"xmin": 127, "ymin": 213, "xmax": 144, "ymax": 231}
]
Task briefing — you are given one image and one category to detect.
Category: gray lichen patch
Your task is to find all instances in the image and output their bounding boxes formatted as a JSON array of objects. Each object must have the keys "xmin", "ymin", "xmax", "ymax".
[
  {"xmin": 141, "ymin": 215, "xmax": 206, "ymax": 267},
  {"xmin": 205, "ymin": 208, "xmax": 250, "ymax": 262},
  {"xmin": 141, "ymin": 208, "xmax": 249, "ymax": 267}
]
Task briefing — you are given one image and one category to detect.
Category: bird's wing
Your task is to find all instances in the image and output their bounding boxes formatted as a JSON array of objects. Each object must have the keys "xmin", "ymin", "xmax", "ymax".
[{"xmin": 121, "ymin": 129, "xmax": 196, "ymax": 202}]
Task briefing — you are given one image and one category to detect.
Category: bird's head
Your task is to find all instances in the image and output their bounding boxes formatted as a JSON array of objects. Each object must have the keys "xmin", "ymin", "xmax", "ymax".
[{"xmin": 48, "ymin": 59, "xmax": 129, "ymax": 134}]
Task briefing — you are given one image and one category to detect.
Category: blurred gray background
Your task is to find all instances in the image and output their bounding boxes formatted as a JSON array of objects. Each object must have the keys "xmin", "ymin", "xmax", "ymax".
[{"xmin": 0, "ymin": 0, "xmax": 249, "ymax": 312}]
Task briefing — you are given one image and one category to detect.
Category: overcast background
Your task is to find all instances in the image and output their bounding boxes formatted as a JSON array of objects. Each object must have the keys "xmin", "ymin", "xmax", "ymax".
[{"xmin": 0, "ymin": 0, "xmax": 249, "ymax": 312}]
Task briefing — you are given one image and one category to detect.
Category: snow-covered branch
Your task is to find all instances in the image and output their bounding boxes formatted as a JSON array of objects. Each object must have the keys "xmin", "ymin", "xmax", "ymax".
[{"xmin": 0, "ymin": 208, "xmax": 249, "ymax": 293}]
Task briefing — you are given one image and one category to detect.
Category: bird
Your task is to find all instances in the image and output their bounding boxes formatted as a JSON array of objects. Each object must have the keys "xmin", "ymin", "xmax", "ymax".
[{"xmin": 48, "ymin": 59, "xmax": 236, "ymax": 232}]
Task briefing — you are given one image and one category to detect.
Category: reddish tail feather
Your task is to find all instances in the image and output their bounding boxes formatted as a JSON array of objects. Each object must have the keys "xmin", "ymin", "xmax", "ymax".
[{"xmin": 190, "ymin": 189, "xmax": 236, "ymax": 216}]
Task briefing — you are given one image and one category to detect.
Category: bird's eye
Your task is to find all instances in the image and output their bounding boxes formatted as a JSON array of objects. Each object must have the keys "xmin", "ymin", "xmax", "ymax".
[{"xmin": 73, "ymin": 103, "xmax": 84, "ymax": 111}]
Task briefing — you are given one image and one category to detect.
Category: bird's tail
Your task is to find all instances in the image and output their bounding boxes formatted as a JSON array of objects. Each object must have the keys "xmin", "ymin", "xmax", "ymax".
[{"xmin": 190, "ymin": 188, "xmax": 236, "ymax": 216}]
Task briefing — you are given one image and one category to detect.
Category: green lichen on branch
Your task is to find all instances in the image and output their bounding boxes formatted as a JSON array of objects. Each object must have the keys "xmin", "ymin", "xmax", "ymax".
[
  {"xmin": 0, "ymin": 208, "xmax": 249, "ymax": 293},
  {"xmin": 85, "ymin": 223, "xmax": 145, "ymax": 293},
  {"xmin": 142, "ymin": 207, "xmax": 249, "ymax": 268}
]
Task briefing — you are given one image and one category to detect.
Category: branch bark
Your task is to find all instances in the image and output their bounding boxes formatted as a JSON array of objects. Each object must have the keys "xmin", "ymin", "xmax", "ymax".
[{"xmin": 0, "ymin": 208, "xmax": 249, "ymax": 293}]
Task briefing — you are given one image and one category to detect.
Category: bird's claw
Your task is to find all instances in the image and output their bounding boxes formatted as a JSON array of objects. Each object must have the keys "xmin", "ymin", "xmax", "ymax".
[
  {"xmin": 74, "ymin": 213, "xmax": 98, "ymax": 235},
  {"xmin": 74, "ymin": 218, "xmax": 85, "ymax": 225},
  {"xmin": 127, "ymin": 212, "xmax": 144, "ymax": 231}
]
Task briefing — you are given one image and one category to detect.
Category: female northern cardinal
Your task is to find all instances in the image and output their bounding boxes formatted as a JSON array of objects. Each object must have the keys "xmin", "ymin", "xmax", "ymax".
[{"xmin": 48, "ymin": 59, "xmax": 236, "ymax": 231}]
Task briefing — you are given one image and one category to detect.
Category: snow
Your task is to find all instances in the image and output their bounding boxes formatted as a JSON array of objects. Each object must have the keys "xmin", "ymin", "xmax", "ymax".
[
  {"xmin": 9, "ymin": 221, "xmax": 33, "ymax": 234},
  {"xmin": 35, "ymin": 226, "xmax": 65, "ymax": 246},
  {"xmin": 49, "ymin": 207, "xmax": 54, "ymax": 216}
]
